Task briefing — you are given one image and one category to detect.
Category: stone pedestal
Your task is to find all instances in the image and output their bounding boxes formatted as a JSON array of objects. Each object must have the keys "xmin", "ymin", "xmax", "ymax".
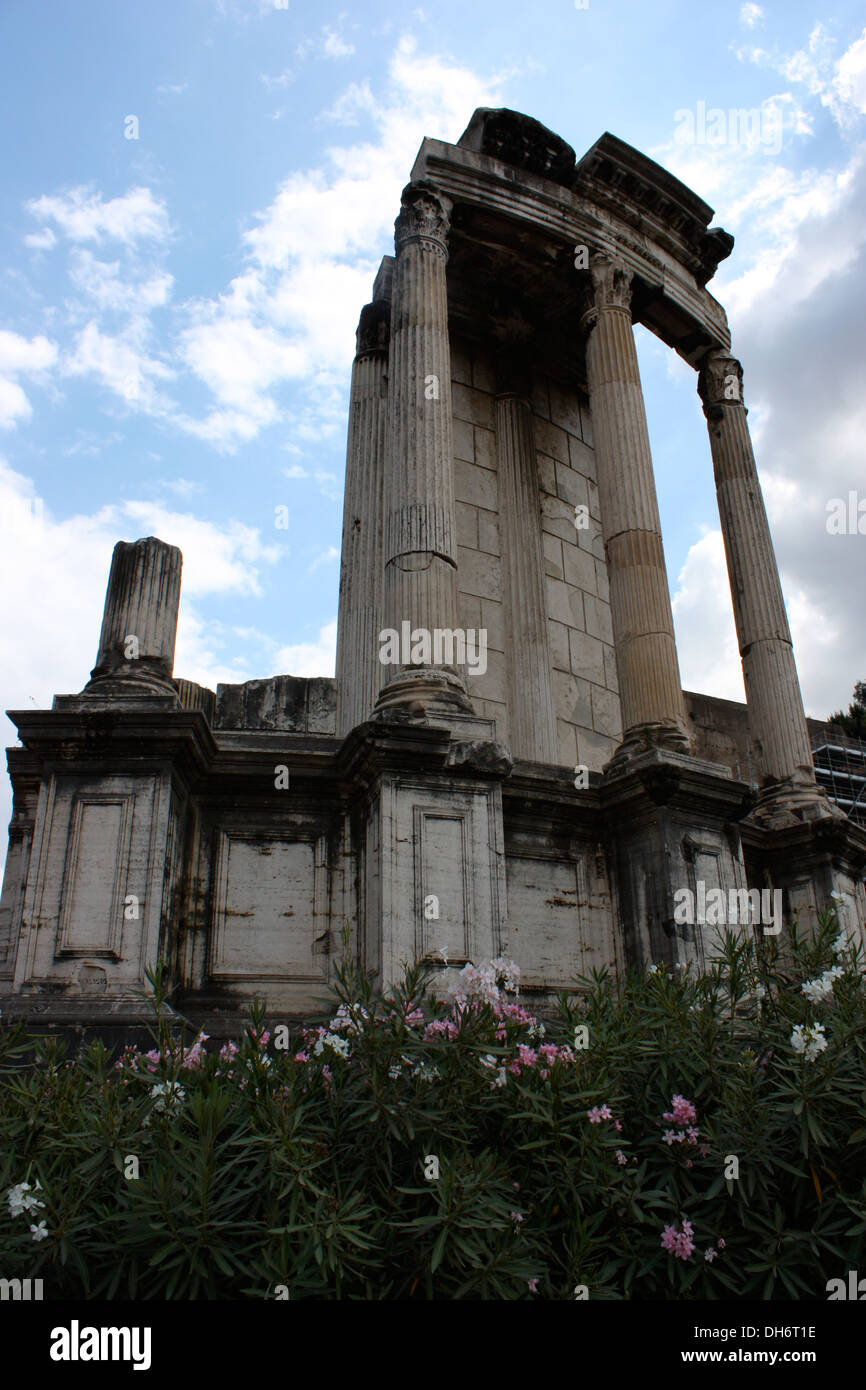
[{"xmin": 581, "ymin": 254, "xmax": 690, "ymax": 763}]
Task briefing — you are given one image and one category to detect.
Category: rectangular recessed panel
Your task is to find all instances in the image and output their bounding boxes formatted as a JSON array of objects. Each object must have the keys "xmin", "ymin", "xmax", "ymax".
[
  {"xmin": 59, "ymin": 800, "xmax": 127, "ymax": 954},
  {"xmin": 505, "ymin": 856, "xmax": 583, "ymax": 984},
  {"xmin": 419, "ymin": 813, "xmax": 468, "ymax": 962},
  {"xmin": 213, "ymin": 836, "xmax": 319, "ymax": 979}
]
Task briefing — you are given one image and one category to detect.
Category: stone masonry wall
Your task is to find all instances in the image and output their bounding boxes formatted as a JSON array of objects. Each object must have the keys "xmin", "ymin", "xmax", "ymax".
[{"xmin": 450, "ymin": 332, "xmax": 621, "ymax": 770}]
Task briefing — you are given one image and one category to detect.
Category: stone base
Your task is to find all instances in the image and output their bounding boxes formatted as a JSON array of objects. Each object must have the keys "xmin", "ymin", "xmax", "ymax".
[
  {"xmin": 372, "ymin": 665, "xmax": 475, "ymax": 718},
  {"xmin": 605, "ymin": 721, "xmax": 692, "ymax": 773}
]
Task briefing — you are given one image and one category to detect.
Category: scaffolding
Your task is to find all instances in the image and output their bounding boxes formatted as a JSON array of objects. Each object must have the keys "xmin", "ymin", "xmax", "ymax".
[{"xmin": 812, "ymin": 738, "xmax": 866, "ymax": 828}]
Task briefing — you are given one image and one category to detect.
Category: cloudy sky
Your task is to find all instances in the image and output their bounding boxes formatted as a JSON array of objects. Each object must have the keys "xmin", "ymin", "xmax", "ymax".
[{"xmin": 1, "ymin": 0, "xmax": 864, "ymax": 857}]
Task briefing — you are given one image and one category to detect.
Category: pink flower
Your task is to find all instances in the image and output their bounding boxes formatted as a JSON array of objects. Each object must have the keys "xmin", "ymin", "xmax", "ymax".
[
  {"xmin": 662, "ymin": 1094, "xmax": 697, "ymax": 1126},
  {"xmin": 527, "ymin": 1278, "xmax": 539, "ymax": 1293},
  {"xmin": 660, "ymin": 1218, "xmax": 696, "ymax": 1260},
  {"xmin": 613, "ymin": 1120, "xmax": 622, "ymax": 1132},
  {"xmin": 615, "ymin": 1150, "xmax": 628, "ymax": 1166},
  {"xmin": 294, "ymin": 1050, "xmax": 309, "ymax": 1063},
  {"xmin": 718, "ymin": 1238, "xmax": 726, "ymax": 1250},
  {"xmin": 662, "ymin": 1129, "xmax": 677, "ymax": 1146},
  {"xmin": 587, "ymin": 1104, "xmax": 613, "ymax": 1124},
  {"xmin": 704, "ymin": 1248, "xmax": 717, "ymax": 1263},
  {"xmin": 511, "ymin": 1210, "xmax": 524, "ymax": 1224}
]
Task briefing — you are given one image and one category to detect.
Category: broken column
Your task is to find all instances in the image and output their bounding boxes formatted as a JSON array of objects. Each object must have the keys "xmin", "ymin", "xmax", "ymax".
[
  {"xmin": 580, "ymin": 252, "xmax": 690, "ymax": 762},
  {"xmin": 374, "ymin": 180, "xmax": 472, "ymax": 715},
  {"xmin": 85, "ymin": 537, "xmax": 182, "ymax": 697}
]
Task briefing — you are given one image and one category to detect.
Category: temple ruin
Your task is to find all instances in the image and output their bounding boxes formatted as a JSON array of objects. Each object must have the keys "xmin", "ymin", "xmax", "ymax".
[{"xmin": 2, "ymin": 109, "xmax": 864, "ymax": 1037}]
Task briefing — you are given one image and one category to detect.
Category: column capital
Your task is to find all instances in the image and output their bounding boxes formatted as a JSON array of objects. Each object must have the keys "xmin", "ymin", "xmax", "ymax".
[
  {"xmin": 355, "ymin": 300, "xmax": 390, "ymax": 357},
  {"xmin": 697, "ymin": 349, "xmax": 745, "ymax": 420},
  {"xmin": 578, "ymin": 251, "xmax": 634, "ymax": 333},
  {"xmin": 394, "ymin": 180, "xmax": 451, "ymax": 259}
]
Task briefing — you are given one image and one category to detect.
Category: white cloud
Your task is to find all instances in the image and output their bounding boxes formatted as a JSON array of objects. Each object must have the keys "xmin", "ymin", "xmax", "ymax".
[
  {"xmin": 273, "ymin": 619, "xmax": 337, "ymax": 676},
  {"xmin": 23, "ymin": 227, "xmax": 56, "ymax": 251},
  {"xmin": 321, "ymin": 28, "xmax": 354, "ymax": 60},
  {"xmin": 0, "ymin": 330, "xmax": 58, "ymax": 429},
  {"xmin": 740, "ymin": 3, "xmax": 763, "ymax": 29},
  {"xmin": 26, "ymin": 185, "xmax": 171, "ymax": 246},
  {"xmin": 308, "ymin": 544, "xmax": 339, "ymax": 571},
  {"xmin": 67, "ymin": 250, "xmax": 174, "ymax": 315},
  {"xmin": 63, "ymin": 321, "xmax": 174, "ymax": 412},
  {"xmin": 168, "ymin": 35, "xmax": 504, "ymax": 449}
]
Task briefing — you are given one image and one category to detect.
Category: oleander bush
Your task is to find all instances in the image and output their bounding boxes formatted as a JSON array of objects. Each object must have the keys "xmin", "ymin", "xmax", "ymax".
[{"xmin": 1, "ymin": 904, "xmax": 865, "ymax": 1300}]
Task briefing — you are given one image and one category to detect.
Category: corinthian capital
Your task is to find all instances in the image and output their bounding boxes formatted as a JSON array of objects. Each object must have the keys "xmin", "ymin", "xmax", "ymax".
[
  {"xmin": 697, "ymin": 350, "xmax": 744, "ymax": 419},
  {"xmin": 578, "ymin": 251, "xmax": 633, "ymax": 332},
  {"xmin": 590, "ymin": 252, "xmax": 633, "ymax": 311},
  {"xmin": 394, "ymin": 180, "xmax": 451, "ymax": 256}
]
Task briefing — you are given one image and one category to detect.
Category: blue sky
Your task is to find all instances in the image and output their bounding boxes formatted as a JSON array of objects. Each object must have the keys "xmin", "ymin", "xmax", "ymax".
[{"xmin": 1, "ymin": 0, "xmax": 865, "ymax": 854}]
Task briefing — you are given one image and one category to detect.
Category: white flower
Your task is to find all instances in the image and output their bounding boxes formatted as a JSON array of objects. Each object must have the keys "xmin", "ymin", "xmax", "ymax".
[
  {"xmin": 329, "ymin": 1003, "xmax": 368, "ymax": 1035},
  {"xmin": 7, "ymin": 1181, "xmax": 44, "ymax": 1219},
  {"xmin": 150, "ymin": 1081, "xmax": 186, "ymax": 1112},
  {"xmin": 30, "ymin": 1220, "xmax": 48, "ymax": 1242},
  {"xmin": 801, "ymin": 965, "xmax": 843, "ymax": 1005},
  {"xmin": 492, "ymin": 1068, "xmax": 507, "ymax": 1089},
  {"xmin": 647, "ymin": 962, "xmax": 664, "ymax": 976},
  {"xmin": 754, "ymin": 983, "xmax": 766, "ymax": 1000},
  {"xmin": 447, "ymin": 956, "xmax": 520, "ymax": 1008},
  {"xmin": 790, "ymin": 1022, "xmax": 828, "ymax": 1061},
  {"xmin": 313, "ymin": 1032, "xmax": 350, "ymax": 1059}
]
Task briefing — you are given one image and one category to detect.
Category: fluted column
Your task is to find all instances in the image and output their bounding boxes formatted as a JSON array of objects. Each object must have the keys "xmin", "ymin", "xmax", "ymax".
[
  {"xmin": 375, "ymin": 181, "xmax": 472, "ymax": 714},
  {"xmin": 698, "ymin": 351, "xmax": 820, "ymax": 805},
  {"xmin": 580, "ymin": 253, "xmax": 689, "ymax": 760},
  {"xmin": 85, "ymin": 537, "xmax": 182, "ymax": 696},
  {"xmin": 335, "ymin": 299, "xmax": 389, "ymax": 734},
  {"xmin": 495, "ymin": 370, "xmax": 558, "ymax": 762}
]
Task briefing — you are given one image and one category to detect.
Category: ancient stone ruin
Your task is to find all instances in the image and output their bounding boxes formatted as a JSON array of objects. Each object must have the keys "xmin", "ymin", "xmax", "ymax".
[{"xmin": 2, "ymin": 109, "xmax": 864, "ymax": 1038}]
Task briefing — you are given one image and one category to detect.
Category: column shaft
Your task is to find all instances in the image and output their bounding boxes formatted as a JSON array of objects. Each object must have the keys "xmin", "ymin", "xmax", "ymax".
[
  {"xmin": 376, "ymin": 182, "xmax": 471, "ymax": 713},
  {"xmin": 496, "ymin": 389, "xmax": 558, "ymax": 762},
  {"xmin": 698, "ymin": 352, "xmax": 816, "ymax": 789},
  {"xmin": 335, "ymin": 302, "xmax": 389, "ymax": 733},
  {"xmin": 582, "ymin": 254, "xmax": 689, "ymax": 757}
]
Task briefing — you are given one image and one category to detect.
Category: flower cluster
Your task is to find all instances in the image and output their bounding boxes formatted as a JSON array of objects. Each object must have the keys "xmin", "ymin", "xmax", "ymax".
[
  {"xmin": 7, "ymin": 1179, "xmax": 48, "ymax": 1241},
  {"xmin": 330, "ymin": 1003, "xmax": 370, "ymax": 1035},
  {"xmin": 801, "ymin": 965, "xmax": 843, "ymax": 1005},
  {"xmin": 116, "ymin": 1031, "xmax": 210, "ymax": 1075},
  {"xmin": 660, "ymin": 1218, "xmax": 695, "ymax": 1260},
  {"xmin": 149, "ymin": 1081, "xmax": 186, "ymax": 1113},
  {"xmin": 790, "ymin": 1021, "xmax": 827, "ymax": 1061},
  {"xmin": 659, "ymin": 1094, "xmax": 709, "ymax": 1163},
  {"xmin": 447, "ymin": 957, "xmax": 520, "ymax": 1009}
]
